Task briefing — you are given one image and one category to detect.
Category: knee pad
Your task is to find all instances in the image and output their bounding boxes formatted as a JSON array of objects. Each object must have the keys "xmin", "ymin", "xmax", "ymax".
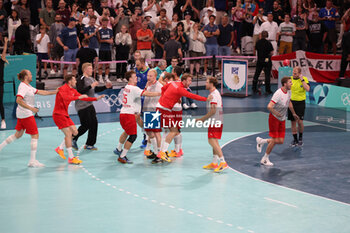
[{"xmin": 127, "ymin": 134, "xmax": 137, "ymax": 143}]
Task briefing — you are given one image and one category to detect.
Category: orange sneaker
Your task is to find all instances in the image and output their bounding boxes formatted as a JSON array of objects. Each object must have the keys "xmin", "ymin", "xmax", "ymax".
[
  {"xmin": 168, "ymin": 150, "xmax": 178, "ymax": 157},
  {"xmin": 68, "ymin": 156, "xmax": 82, "ymax": 165},
  {"xmin": 157, "ymin": 151, "xmax": 171, "ymax": 162},
  {"xmin": 214, "ymin": 162, "xmax": 228, "ymax": 173},
  {"xmin": 55, "ymin": 147, "xmax": 66, "ymax": 160},
  {"xmin": 203, "ymin": 163, "xmax": 218, "ymax": 170},
  {"xmin": 144, "ymin": 150, "xmax": 157, "ymax": 159},
  {"xmin": 144, "ymin": 150, "xmax": 152, "ymax": 156}
]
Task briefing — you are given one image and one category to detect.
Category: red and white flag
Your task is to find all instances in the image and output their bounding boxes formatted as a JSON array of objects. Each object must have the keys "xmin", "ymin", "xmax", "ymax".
[{"xmin": 271, "ymin": 51, "xmax": 350, "ymax": 83}]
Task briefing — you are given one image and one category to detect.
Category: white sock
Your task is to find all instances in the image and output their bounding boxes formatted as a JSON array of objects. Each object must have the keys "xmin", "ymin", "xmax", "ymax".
[
  {"xmin": 174, "ymin": 134, "xmax": 182, "ymax": 153},
  {"xmin": 0, "ymin": 134, "xmax": 16, "ymax": 151},
  {"xmin": 212, "ymin": 154, "xmax": 219, "ymax": 164},
  {"xmin": 262, "ymin": 153, "xmax": 269, "ymax": 160},
  {"xmin": 161, "ymin": 129, "xmax": 169, "ymax": 146},
  {"xmin": 117, "ymin": 142, "xmax": 123, "ymax": 151},
  {"xmin": 219, "ymin": 156, "xmax": 225, "ymax": 163},
  {"xmin": 30, "ymin": 138, "xmax": 38, "ymax": 161},
  {"xmin": 59, "ymin": 140, "xmax": 65, "ymax": 150},
  {"xmin": 145, "ymin": 140, "xmax": 151, "ymax": 151},
  {"xmin": 150, "ymin": 137, "xmax": 157, "ymax": 154},
  {"xmin": 120, "ymin": 148, "xmax": 129, "ymax": 158},
  {"xmin": 161, "ymin": 142, "xmax": 170, "ymax": 153},
  {"xmin": 67, "ymin": 147, "xmax": 74, "ymax": 159}
]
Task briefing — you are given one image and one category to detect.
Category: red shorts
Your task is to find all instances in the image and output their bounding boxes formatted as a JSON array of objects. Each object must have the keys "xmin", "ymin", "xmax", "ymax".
[
  {"xmin": 53, "ymin": 114, "xmax": 75, "ymax": 129},
  {"xmin": 157, "ymin": 107, "xmax": 175, "ymax": 129},
  {"xmin": 120, "ymin": 113, "xmax": 137, "ymax": 135},
  {"xmin": 269, "ymin": 114, "xmax": 286, "ymax": 139},
  {"xmin": 15, "ymin": 116, "xmax": 38, "ymax": 135},
  {"xmin": 208, "ymin": 124, "xmax": 223, "ymax": 139},
  {"xmin": 145, "ymin": 128, "xmax": 162, "ymax": 132}
]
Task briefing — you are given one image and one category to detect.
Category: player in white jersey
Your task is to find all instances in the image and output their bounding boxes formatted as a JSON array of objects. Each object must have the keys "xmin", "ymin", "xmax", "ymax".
[
  {"xmin": 256, "ymin": 77, "xmax": 299, "ymax": 166},
  {"xmin": 114, "ymin": 70, "xmax": 161, "ymax": 164},
  {"xmin": 143, "ymin": 69, "xmax": 163, "ymax": 159},
  {"xmin": 0, "ymin": 70, "xmax": 57, "ymax": 167},
  {"xmin": 196, "ymin": 77, "xmax": 227, "ymax": 172}
]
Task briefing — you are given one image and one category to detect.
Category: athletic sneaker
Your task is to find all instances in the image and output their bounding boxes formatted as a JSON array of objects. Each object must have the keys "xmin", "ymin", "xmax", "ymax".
[
  {"xmin": 256, "ymin": 137, "xmax": 264, "ymax": 153},
  {"xmin": 118, "ymin": 156, "xmax": 133, "ymax": 164},
  {"xmin": 203, "ymin": 162, "xmax": 218, "ymax": 170},
  {"xmin": 1, "ymin": 120, "xmax": 6, "ymax": 129},
  {"xmin": 168, "ymin": 150, "xmax": 178, "ymax": 157},
  {"xmin": 113, "ymin": 148, "xmax": 122, "ymax": 156},
  {"xmin": 72, "ymin": 140, "xmax": 78, "ymax": 150},
  {"xmin": 214, "ymin": 162, "xmax": 228, "ymax": 172},
  {"xmin": 55, "ymin": 147, "xmax": 66, "ymax": 160},
  {"xmin": 144, "ymin": 150, "xmax": 157, "ymax": 159},
  {"xmin": 68, "ymin": 156, "xmax": 82, "ymax": 165},
  {"xmin": 190, "ymin": 103, "xmax": 198, "ymax": 109},
  {"xmin": 298, "ymin": 140, "xmax": 304, "ymax": 146},
  {"xmin": 183, "ymin": 103, "xmax": 190, "ymax": 110},
  {"xmin": 84, "ymin": 145, "xmax": 98, "ymax": 150},
  {"xmin": 260, "ymin": 157, "xmax": 274, "ymax": 166},
  {"xmin": 157, "ymin": 151, "xmax": 171, "ymax": 162},
  {"xmin": 151, "ymin": 157, "xmax": 163, "ymax": 164},
  {"xmin": 140, "ymin": 137, "xmax": 147, "ymax": 149},
  {"xmin": 290, "ymin": 140, "xmax": 298, "ymax": 147},
  {"xmin": 28, "ymin": 160, "xmax": 45, "ymax": 168},
  {"xmin": 177, "ymin": 149, "xmax": 184, "ymax": 157}
]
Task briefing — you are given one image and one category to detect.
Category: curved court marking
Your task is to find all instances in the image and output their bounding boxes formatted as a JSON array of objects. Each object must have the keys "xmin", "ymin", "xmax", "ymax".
[
  {"xmin": 221, "ymin": 131, "xmax": 350, "ymax": 207},
  {"xmin": 76, "ymin": 130, "xmax": 256, "ymax": 233}
]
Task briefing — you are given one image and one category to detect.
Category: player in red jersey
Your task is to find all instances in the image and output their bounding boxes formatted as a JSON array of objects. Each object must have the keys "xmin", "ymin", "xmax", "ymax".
[
  {"xmin": 114, "ymin": 71, "xmax": 161, "ymax": 164},
  {"xmin": 53, "ymin": 74, "xmax": 104, "ymax": 165},
  {"xmin": 0, "ymin": 70, "xmax": 57, "ymax": 167},
  {"xmin": 156, "ymin": 73, "xmax": 212, "ymax": 162}
]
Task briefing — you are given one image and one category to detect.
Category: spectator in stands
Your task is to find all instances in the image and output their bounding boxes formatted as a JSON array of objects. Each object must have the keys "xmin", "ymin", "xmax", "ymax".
[
  {"xmin": 129, "ymin": 6, "xmax": 143, "ymax": 53},
  {"xmin": 76, "ymin": 38, "xmax": 98, "ymax": 76},
  {"xmin": 121, "ymin": 0, "xmax": 132, "ymax": 16},
  {"xmin": 115, "ymin": 7, "xmax": 131, "ymax": 33},
  {"xmin": 272, "ymin": 0, "xmax": 284, "ymax": 25},
  {"xmin": 128, "ymin": 0, "xmax": 141, "ymax": 14},
  {"xmin": 84, "ymin": 15, "xmax": 99, "ymax": 54},
  {"xmin": 231, "ymin": 0, "xmax": 245, "ymax": 54},
  {"xmin": 142, "ymin": 0, "xmax": 160, "ymax": 23},
  {"xmin": 56, "ymin": 17, "xmax": 80, "ymax": 77},
  {"xmin": 189, "ymin": 22, "xmax": 206, "ymax": 75},
  {"xmin": 163, "ymin": 30, "xmax": 182, "ymax": 65},
  {"xmin": 277, "ymin": 14, "xmax": 296, "ymax": 54},
  {"xmin": 260, "ymin": 12, "xmax": 278, "ymax": 55},
  {"xmin": 0, "ymin": 0, "xmax": 7, "ymax": 45},
  {"xmin": 82, "ymin": 7, "xmax": 100, "ymax": 26},
  {"xmin": 240, "ymin": 12, "xmax": 255, "ymax": 55},
  {"xmin": 97, "ymin": 0, "xmax": 117, "ymax": 18},
  {"xmin": 15, "ymin": 0, "xmax": 30, "ymax": 23},
  {"xmin": 171, "ymin": 12, "xmax": 179, "ymax": 30},
  {"xmin": 303, "ymin": 0, "xmax": 317, "ymax": 21},
  {"xmin": 242, "ymin": 0, "xmax": 257, "ymax": 23},
  {"xmin": 154, "ymin": 19, "xmax": 170, "ymax": 59},
  {"xmin": 174, "ymin": 22, "xmax": 189, "ymax": 56},
  {"xmin": 203, "ymin": 15, "xmax": 219, "ymax": 76},
  {"xmin": 292, "ymin": 6, "xmax": 308, "ymax": 51},
  {"xmin": 71, "ymin": 2, "xmax": 83, "ymax": 21},
  {"xmin": 319, "ymin": 0, "xmax": 339, "ymax": 55},
  {"xmin": 218, "ymin": 14, "xmax": 234, "ymax": 75},
  {"xmin": 339, "ymin": 29, "xmax": 350, "ymax": 78},
  {"xmin": 201, "ymin": 6, "xmax": 215, "ymax": 26},
  {"xmin": 165, "ymin": 56, "xmax": 178, "ymax": 73},
  {"xmin": 8, "ymin": 9, "xmax": 21, "ymax": 54},
  {"xmin": 253, "ymin": 8, "xmax": 267, "ymax": 54},
  {"xmin": 181, "ymin": 0, "xmax": 199, "ymax": 20},
  {"xmin": 14, "ymin": 18, "xmax": 31, "ymax": 55},
  {"xmin": 307, "ymin": 13, "xmax": 327, "ymax": 53},
  {"xmin": 181, "ymin": 11, "xmax": 194, "ymax": 35},
  {"xmin": 144, "ymin": 12, "xmax": 155, "ymax": 31},
  {"xmin": 173, "ymin": 0, "xmax": 185, "ymax": 20},
  {"xmin": 160, "ymin": 0, "xmax": 174, "ymax": 21},
  {"xmin": 154, "ymin": 8, "xmax": 171, "ymax": 28},
  {"xmin": 40, "ymin": 0, "xmax": 56, "ymax": 31},
  {"xmin": 135, "ymin": 57, "xmax": 150, "ymax": 89},
  {"xmin": 338, "ymin": 8, "xmax": 350, "ymax": 48},
  {"xmin": 99, "ymin": 8, "xmax": 114, "ymax": 29},
  {"xmin": 36, "ymin": 26, "xmax": 51, "ymax": 78},
  {"xmin": 56, "ymin": 0, "xmax": 71, "ymax": 26},
  {"xmin": 252, "ymin": 30, "xmax": 273, "ymax": 95},
  {"xmin": 115, "ymin": 24, "xmax": 132, "ymax": 82},
  {"xmin": 97, "ymin": 17, "xmax": 113, "ymax": 83},
  {"xmin": 136, "ymin": 19, "xmax": 154, "ymax": 61},
  {"xmin": 200, "ymin": 0, "xmax": 216, "ymax": 24},
  {"xmin": 154, "ymin": 59, "xmax": 167, "ymax": 79},
  {"xmin": 49, "ymin": 14, "xmax": 64, "ymax": 74},
  {"xmin": 214, "ymin": 0, "xmax": 227, "ymax": 24}
]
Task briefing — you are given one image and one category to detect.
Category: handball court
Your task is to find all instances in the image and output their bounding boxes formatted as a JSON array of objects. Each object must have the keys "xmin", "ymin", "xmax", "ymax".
[{"xmin": 0, "ymin": 89, "xmax": 349, "ymax": 233}]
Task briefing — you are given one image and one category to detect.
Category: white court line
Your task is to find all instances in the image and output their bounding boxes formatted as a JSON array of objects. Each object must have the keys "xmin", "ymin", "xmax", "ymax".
[
  {"xmin": 221, "ymin": 133, "xmax": 350, "ymax": 207},
  {"xmin": 264, "ymin": 197, "xmax": 298, "ymax": 208}
]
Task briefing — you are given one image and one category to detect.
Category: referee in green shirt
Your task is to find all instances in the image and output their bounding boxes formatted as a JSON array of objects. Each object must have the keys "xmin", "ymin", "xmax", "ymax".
[{"xmin": 288, "ymin": 67, "xmax": 310, "ymax": 147}]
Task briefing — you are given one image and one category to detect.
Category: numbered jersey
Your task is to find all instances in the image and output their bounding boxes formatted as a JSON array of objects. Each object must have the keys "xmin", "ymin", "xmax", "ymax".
[{"xmin": 120, "ymin": 84, "xmax": 144, "ymax": 114}]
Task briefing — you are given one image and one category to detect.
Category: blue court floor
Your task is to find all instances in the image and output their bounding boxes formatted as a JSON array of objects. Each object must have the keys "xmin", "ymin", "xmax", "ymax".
[{"xmin": 0, "ymin": 91, "xmax": 349, "ymax": 233}]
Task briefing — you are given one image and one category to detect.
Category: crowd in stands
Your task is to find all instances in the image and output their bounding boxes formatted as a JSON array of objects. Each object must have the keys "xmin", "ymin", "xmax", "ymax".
[{"xmin": 0, "ymin": 0, "xmax": 349, "ymax": 81}]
